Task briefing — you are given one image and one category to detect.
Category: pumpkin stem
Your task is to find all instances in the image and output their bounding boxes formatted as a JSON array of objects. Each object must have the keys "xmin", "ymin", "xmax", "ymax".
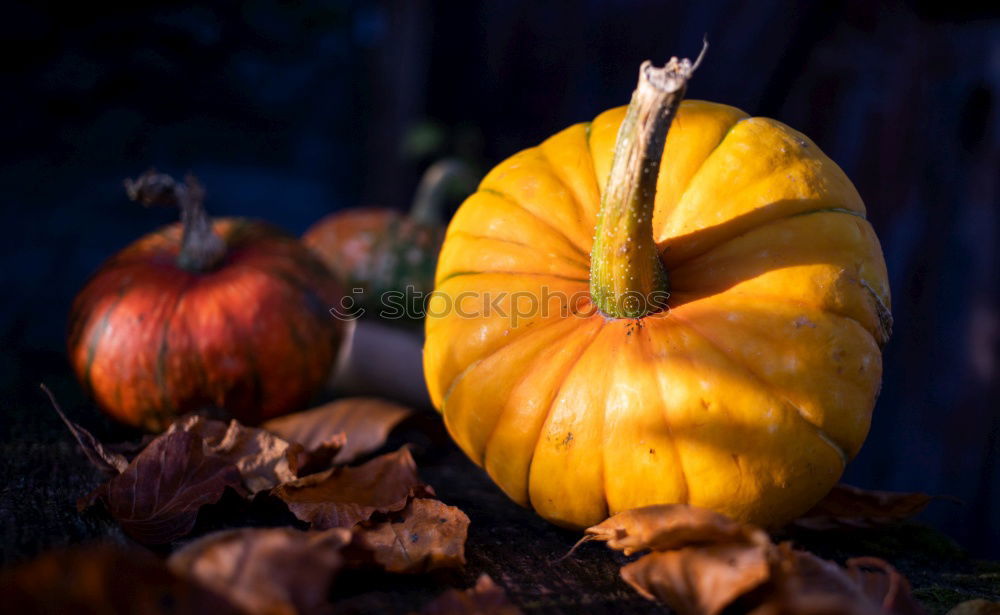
[
  {"xmin": 408, "ymin": 158, "xmax": 475, "ymax": 226},
  {"xmin": 589, "ymin": 46, "xmax": 705, "ymax": 319},
  {"xmin": 125, "ymin": 170, "xmax": 226, "ymax": 272}
]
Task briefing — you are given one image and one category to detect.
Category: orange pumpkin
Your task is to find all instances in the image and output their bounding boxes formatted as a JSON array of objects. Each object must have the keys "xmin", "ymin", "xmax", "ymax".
[
  {"xmin": 303, "ymin": 160, "xmax": 472, "ymax": 321},
  {"xmin": 68, "ymin": 172, "xmax": 343, "ymax": 430},
  {"xmin": 423, "ymin": 55, "xmax": 891, "ymax": 529}
]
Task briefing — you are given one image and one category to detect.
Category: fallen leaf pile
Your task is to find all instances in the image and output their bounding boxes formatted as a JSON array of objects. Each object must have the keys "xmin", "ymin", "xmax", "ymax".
[
  {"xmin": 176, "ymin": 414, "xmax": 300, "ymax": 494},
  {"xmin": 264, "ymin": 398, "xmax": 412, "ymax": 470},
  {"xmin": 57, "ymin": 393, "xmax": 430, "ymax": 546},
  {"xmin": 353, "ymin": 498, "xmax": 470, "ymax": 574},
  {"xmin": 167, "ymin": 527, "xmax": 353, "ymax": 615},
  {"xmin": 33, "ymin": 387, "xmax": 473, "ymax": 614},
  {"xmin": 79, "ymin": 428, "xmax": 247, "ymax": 544},
  {"xmin": 582, "ymin": 503, "xmax": 928, "ymax": 615},
  {"xmin": 273, "ymin": 447, "xmax": 434, "ymax": 529},
  {"xmin": 14, "ymin": 387, "xmax": 984, "ymax": 614}
]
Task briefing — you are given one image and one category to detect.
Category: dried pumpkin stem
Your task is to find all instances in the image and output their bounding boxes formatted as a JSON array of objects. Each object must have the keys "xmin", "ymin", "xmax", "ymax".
[
  {"xmin": 125, "ymin": 170, "xmax": 226, "ymax": 272},
  {"xmin": 589, "ymin": 46, "xmax": 705, "ymax": 319},
  {"xmin": 408, "ymin": 158, "xmax": 475, "ymax": 226}
]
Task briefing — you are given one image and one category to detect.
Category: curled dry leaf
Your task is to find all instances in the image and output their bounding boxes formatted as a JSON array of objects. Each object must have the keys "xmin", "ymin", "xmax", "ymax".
[
  {"xmin": 753, "ymin": 544, "xmax": 884, "ymax": 615},
  {"xmin": 622, "ymin": 542, "xmax": 772, "ymax": 615},
  {"xmin": 263, "ymin": 397, "xmax": 412, "ymax": 466},
  {"xmin": 287, "ymin": 432, "xmax": 347, "ymax": 479},
  {"xmin": 419, "ymin": 574, "xmax": 523, "ymax": 615},
  {"xmin": 273, "ymin": 447, "xmax": 431, "ymax": 529},
  {"xmin": 584, "ymin": 504, "xmax": 767, "ymax": 555},
  {"xmin": 791, "ymin": 484, "xmax": 937, "ymax": 531},
  {"xmin": 751, "ymin": 548, "xmax": 926, "ymax": 615},
  {"xmin": 81, "ymin": 430, "xmax": 246, "ymax": 544},
  {"xmin": 352, "ymin": 498, "xmax": 470, "ymax": 573},
  {"xmin": 42, "ymin": 383, "xmax": 128, "ymax": 476},
  {"xmin": 845, "ymin": 557, "xmax": 925, "ymax": 615},
  {"xmin": 169, "ymin": 527, "xmax": 352, "ymax": 615},
  {"xmin": 589, "ymin": 504, "xmax": 925, "ymax": 615},
  {"xmin": 0, "ymin": 542, "xmax": 241, "ymax": 615},
  {"xmin": 171, "ymin": 415, "xmax": 300, "ymax": 493}
]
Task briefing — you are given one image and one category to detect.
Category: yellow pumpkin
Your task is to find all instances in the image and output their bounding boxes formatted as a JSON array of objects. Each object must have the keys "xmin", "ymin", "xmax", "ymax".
[{"xmin": 423, "ymin": 57, "xmax": 891, "ymax": 529}]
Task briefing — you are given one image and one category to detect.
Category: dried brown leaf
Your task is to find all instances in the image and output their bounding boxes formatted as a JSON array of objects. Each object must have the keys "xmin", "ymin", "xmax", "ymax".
[
  {"xmin": 263, "ymin": 397, "xmax": 412, "ymax": 466},
  {"xmin": 171, "ymin": 415, "xmax": 300, "ymax": 493},
  {"xmin": 584, "ymin": 504, "xmax": 767, "ymax": 555},
  {"xmin": 287, "ymin": 432, "xmax": 347, "ymax": 478},
  {"xmin": 946, "ymin": 600, "xmax": 1000, "ymax": 615},
  {"xmin": 621, "ymin": 542, "xmax": 772, "ymax": 615},
  {"xmin": 594, "ymin": 505, "xmax": 925, "ymax": 615},
  {"xmin": 0, "ymin": 542, "xmax": 242, "ymax": 615},
  {"xmin": 169, "ymin": 527, "xmax": 352, "ymax": 615},
  {"xmin": 352, "ymin": 498, "xmax": 469, "ymax": 573},
  {"xmin": 107, "ymin": 433, "xmax": 158, "ymax": 459},
  {"xmin": 751, "ymin": 544, "xmax": 884, "ymax": 615},
  {"xmin": 791, "ymin": 484, "xmax": 937, "ymax": 531},
  {"xmin": 273, "ymin": 447, "xmax": 431, "ymax": 529},
  {"xmin": 42, "ymin": 383, "xmax": 128, "ymax": 476},
  {"xmin": 419, "ymin": 574, "xmax": 523, "ymax": 615},
  {"xmin": 845, "ymin": 557, "xmax": 925, "ymax": 615},
  {"xmin": 81, "ymin": 430, "xmax": 246, "ymax": 544}
]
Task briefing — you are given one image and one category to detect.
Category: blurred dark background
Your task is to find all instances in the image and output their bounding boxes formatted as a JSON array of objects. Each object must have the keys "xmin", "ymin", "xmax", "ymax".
[{"xmin": 1, "ymin": 0, "xmax": 997, "ymax": 557}]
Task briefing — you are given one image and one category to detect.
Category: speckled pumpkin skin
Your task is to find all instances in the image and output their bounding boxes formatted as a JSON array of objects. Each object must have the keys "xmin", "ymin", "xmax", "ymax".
[
  {"xmin": 69, "ymin": 219, "xmax": 343, "ymax": 431},
  {"xmin": 423, "ymin": 100, "xmax": 891, "ymax": 529},
  {"xmin": 303, "ymin": 208, "xmax": 442, "ymax": 319}
]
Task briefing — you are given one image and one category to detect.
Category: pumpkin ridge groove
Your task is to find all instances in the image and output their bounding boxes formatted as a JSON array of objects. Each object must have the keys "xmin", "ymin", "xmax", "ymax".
[
  {"xmin": 478, "ymin": 188, "xmax": 589, "ymax": 258},
  {"xmin": 169, "ymin": 304, "xmax": 212, "ymax": 418},
  {"xmin": 217, "ymin": 302, "xmax": 265, "ymax": 421},
  {"xmin": 536, "ymin": 136, "xmax": 590, "ymax": 236},
  {"xmin": 666, "ymin": 120, "xmax": 795, "ymax": 241},
  {"xmin": 525, "ymin": 320, "xmax": 608, "ymax": 519},
  {"xmin": 683, "ymin": 290, "xmax": 882, "ymax": 349},
  {"xmin": 789, "ymin": 206, "xmax": 866, "ymax": 220},
  {"xmin": 155, "ymin": 281, "xmax": 193, "ymax": 416},
  {"xmin": 668, "ymin": 312, "xmax": 850, "ymax": 467},
  {"xmin": 80, "ymin": 283, "xmax": 130, "ymax": 397},
  {"xmin": 661, "ymin": 206, "xmax": 874, "ymax": 270},
  {"xmin": 596, "ymin": 331, "xmax": 610, "ymax": 521},
  {"xmin": 445, "ymin": 231, "xmax": 591, "ymax": 271},
  {"xmin": 436, "ymin": 270, "xmax": 589, "ymax": 285},
  {"xmin": 656, "ymin": 110, "xmax": 747, "ymax": 235},
  {"xmin": 479, "ymin": 320, "xmax": 594, "ymax": 454},
  {"xmin": 439, "ymin": 317, "xmax": 582, "ymax": 461},
  {"xmin": 246, "ymin": 259, "xmax": 331, "ymax": 323},
  {"xmin": 642, "ymin": 329, "xmax": 691, "ymax": 506},
  {"xmin": 482, "ymin": 319, "xmax": 604, "ymax": 502}
]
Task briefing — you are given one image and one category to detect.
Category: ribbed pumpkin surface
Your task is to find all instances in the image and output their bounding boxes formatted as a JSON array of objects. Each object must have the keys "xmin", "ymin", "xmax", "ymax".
[
  {"xmin": 69, "ymin": 219, "xmax": 343, "ymax": 431},
  {"xmin": 423, "ymin": 100, "xmax": 891, "ymax": 529}
]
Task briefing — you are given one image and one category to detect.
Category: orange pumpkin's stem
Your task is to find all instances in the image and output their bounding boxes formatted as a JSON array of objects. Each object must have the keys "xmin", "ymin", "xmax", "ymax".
[
  {"xmin": 125, "ymin": 170, "xmax": 226, "ymax": 272},
  {"xmin": 589, "ymin": 44, "xmax": 706, "ymax": 319}
]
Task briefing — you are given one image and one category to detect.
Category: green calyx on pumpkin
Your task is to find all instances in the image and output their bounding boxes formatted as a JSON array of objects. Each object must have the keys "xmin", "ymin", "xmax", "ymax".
[
  {"xmin": 589, "ymin": 47, "xmax": 706, "ymax": 319},
  {"xmin": 125, "ymin": 170, "xmax": 226, "ymax": 273}
]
